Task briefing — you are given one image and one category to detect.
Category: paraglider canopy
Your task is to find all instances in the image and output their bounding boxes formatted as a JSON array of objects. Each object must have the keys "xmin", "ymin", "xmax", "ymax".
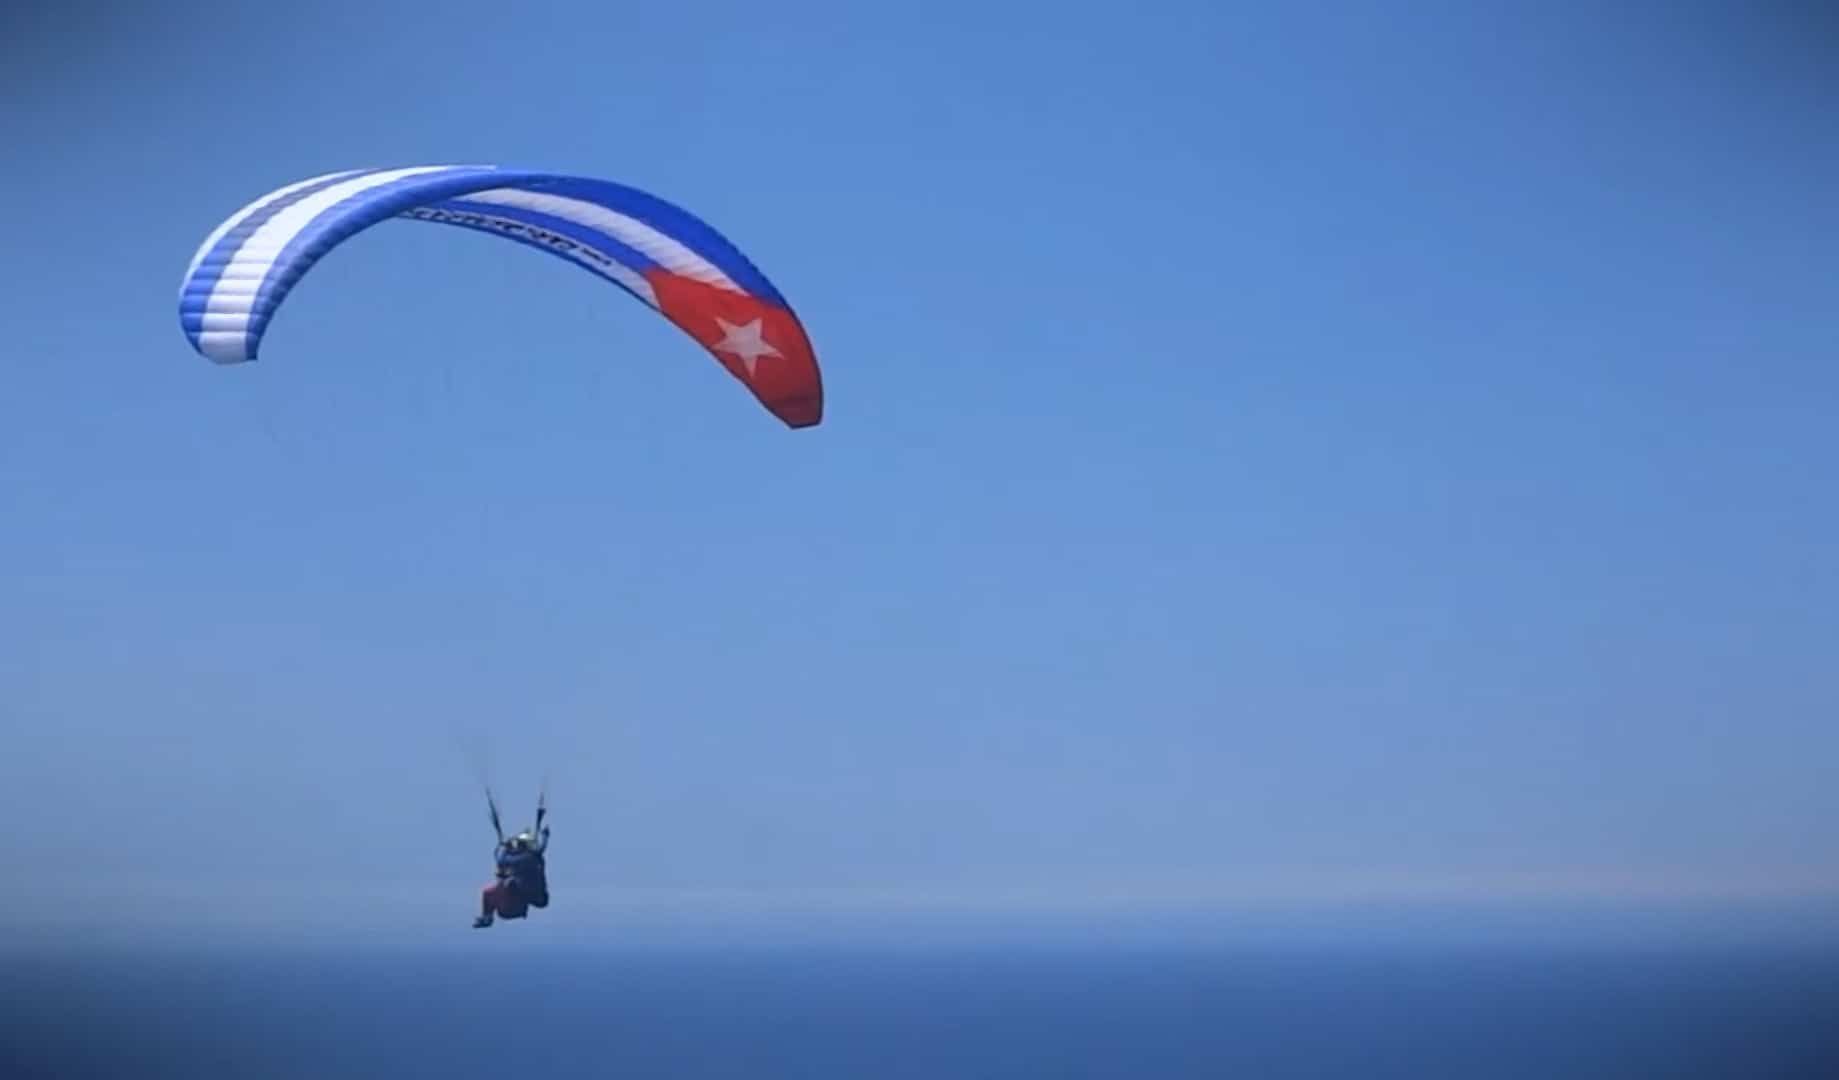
[{"xmin": 177, "ymin": 165, "xmax": 824, "ymax": 428}]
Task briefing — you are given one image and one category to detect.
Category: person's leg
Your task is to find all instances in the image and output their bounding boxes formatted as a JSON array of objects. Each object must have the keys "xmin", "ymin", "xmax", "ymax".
[{"xmin": 474, "ymin": 881, "xmax": 501, "ymax": 927}]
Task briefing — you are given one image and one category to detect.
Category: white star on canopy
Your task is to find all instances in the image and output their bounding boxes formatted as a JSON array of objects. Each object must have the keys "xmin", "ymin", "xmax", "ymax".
[{"xmin": 711, "ymin": 316, "xmax": 783, "ymax": 376}]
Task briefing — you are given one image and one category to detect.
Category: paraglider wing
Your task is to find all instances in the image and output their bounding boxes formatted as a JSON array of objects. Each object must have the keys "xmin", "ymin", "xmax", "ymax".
[{"xmin": 176, "ymin": 165, "xmax": 823, "ymax": 428}]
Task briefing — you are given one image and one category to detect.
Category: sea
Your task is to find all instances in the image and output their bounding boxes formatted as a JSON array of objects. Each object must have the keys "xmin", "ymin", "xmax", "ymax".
[{"xmin": 6, "ymin": 928, "xmax": 1839, "ymax": 1079}]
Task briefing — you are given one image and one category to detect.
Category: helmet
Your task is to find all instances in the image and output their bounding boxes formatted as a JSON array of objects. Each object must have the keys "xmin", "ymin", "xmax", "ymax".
[{"xmin": 509, "ymin": 831, "xmax": 535, "ymax": 851}]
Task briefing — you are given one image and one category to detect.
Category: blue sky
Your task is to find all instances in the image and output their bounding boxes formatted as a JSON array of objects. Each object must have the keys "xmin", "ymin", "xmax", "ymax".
[{"xmin": 3, "ymin": 3, "xmax": 1836, "ymax": 938}]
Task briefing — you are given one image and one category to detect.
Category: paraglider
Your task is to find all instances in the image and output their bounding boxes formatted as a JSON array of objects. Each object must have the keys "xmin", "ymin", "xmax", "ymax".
[
  {"xmin": 176, "ymin": 165, "xmax": 824, "ymax": 427},
  {"xmin": 178, "ymin": 168, "xmax": 817, "ymax": 933},
  {"xmin": 476, "ymin": 786, "xmax": 550, "ymax": 929}
]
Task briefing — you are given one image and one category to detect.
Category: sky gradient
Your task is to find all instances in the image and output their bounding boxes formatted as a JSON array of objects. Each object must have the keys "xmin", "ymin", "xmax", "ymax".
[{"xmin": 4, "ymin": 2, "xmax": 1837, "ymax": 939}]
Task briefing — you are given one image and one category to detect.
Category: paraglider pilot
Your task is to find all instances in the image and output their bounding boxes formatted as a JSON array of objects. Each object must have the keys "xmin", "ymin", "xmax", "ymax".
[{"xmin": 475, "ymin": 826, "xmax": 549, "ymax": 928}]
